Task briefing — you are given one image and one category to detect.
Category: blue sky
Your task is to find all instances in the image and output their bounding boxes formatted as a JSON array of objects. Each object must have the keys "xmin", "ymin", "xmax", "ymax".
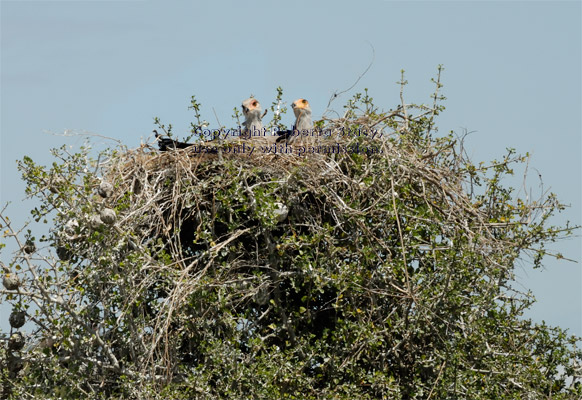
[{"xmin": 1, "ymin": 1, "xmax": 580, "ymax": 336}]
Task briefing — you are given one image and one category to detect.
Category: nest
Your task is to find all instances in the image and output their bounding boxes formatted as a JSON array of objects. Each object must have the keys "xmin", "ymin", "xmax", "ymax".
[
  {"xmin": 8, "ymin": 95, "xmax": 561, "ymax": 398},
  {"xmin": 86, "ymin": 109, "xmax": 512, "ymax": 382}
]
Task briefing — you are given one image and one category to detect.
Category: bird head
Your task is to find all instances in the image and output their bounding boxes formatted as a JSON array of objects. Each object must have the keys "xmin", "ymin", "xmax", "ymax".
[
  {"xmin": 241, "ymin": 97, "xmax": 262, "ymax": 119},
  {"xmin": 291, "ymin": 98, "xmax": 311, "ymax": 118}
]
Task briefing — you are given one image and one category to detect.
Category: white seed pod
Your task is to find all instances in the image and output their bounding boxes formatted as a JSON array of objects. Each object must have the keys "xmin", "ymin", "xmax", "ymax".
[
  {"xmin": 8, "ymin": 332, "xmax": 25, "ymax": 351},
  {"xmin": 100, "ymin": 208, "xmax": 116, "ymax": 225},
  {"xmin": 89, "ymin": 214, "xmax": 104, "ymax": 229},
  {"xmin": 98, "ymin": 181, "xmax": 114, "ymax": 198},
  {"xmin": 64, "ymin": 219, "xmax": 79, "ymax": 238},
  {"xmin": 3, "ymin": 274, "xmax": 20, "ymax": 291},
  {"xmin": 273, "ymin": 202, "xmax": 288, "ymax": 223},
  {"xmin": 9, "ymin": 311, "xmax": 26, "ymax": 329}
]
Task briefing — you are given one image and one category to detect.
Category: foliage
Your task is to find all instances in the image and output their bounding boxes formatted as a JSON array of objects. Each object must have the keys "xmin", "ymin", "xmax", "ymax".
[{"xmin": 1, "ymin": 72, "xmax": 580, "ymax": 399}]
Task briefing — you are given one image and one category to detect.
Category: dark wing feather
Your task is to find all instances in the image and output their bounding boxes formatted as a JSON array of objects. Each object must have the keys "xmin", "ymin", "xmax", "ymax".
[
  {"xmin": 154, "ymin": 131, "xmax": 193, "ymax": 151},
  {"xmin": 275, "ymin": 126, "xmax": 296, "ymax": 143}
]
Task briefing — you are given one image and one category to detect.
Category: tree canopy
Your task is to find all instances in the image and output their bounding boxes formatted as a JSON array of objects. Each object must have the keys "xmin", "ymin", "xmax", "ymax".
[{"xmin": 1, "ymin": 71, "xmax": 580, "ymax": 399}]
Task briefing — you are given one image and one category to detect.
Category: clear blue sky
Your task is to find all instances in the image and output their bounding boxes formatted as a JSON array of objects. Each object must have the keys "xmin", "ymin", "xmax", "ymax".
[{"xmin": 1, "ymin": 1, "xmax": 580, "ymax": 337}]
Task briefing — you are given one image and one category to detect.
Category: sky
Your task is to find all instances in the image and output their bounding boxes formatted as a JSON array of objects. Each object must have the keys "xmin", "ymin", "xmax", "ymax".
[{"xmin": 1, "ymin": 1, "xmax": 580, "ymax": 337}]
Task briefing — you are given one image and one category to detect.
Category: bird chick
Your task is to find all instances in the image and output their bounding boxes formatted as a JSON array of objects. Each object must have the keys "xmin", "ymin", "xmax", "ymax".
[
  {"xmin": 241, "ymin": 97, "xmax": 264, "ymax": 139},
  {"xmin": 276, "ymin": 99, "xmax": 313, "ymax": 143}
]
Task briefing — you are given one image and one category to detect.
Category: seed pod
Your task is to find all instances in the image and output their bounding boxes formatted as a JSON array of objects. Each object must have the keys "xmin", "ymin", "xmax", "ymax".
[
  {"xmin": 56, "ymin": 246, "xmax": 72, "ymax": 261},
  {"xmin": 89, "ymin": 214, "xmax": 104, "ymax": 229},
  {"xmin": 100, "ymin": 208, "xmax": 116, "ymax": 225},
  {"xmin": 64, "ymin": 219, "xmax": 79, "ymax": 238},
  {"xmin": 23, "ymin": 240, "xmax": 36, "ymax": 254},
  {"xmin": 7, "ymin": 353, "xmax": 23, "ymax": 375},
  {"xmin": 3, "ymin": 274, "xmax": 20, "ymax": 291},
  {"xmin": 8, "ymin": 332, "xmax": 25, "ymax": 351},
  {"xmin": 9, "ymin": 311, "xmax": 26, "ymax": 329},
  {"xmin": 273, "ymin": 202, "xmax": 288, "ymax": 223},
  {"xmin": 98, "ymin": 181, "xmax": 114, "ymax": 198}
]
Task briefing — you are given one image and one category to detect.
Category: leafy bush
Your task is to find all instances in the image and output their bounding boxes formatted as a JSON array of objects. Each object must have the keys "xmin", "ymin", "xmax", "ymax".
[{"xmin": 1, "ymin": 72, "xmax": 580, "ymax": 399}]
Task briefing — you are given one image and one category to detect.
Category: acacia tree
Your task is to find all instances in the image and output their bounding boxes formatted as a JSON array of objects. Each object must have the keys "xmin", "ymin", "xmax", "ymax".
[{"xmin": 1, "ymin": 72, "xmax": 581, "ymax": 399}]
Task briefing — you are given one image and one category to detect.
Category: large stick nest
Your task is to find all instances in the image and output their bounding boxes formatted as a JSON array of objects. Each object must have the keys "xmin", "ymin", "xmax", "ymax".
[
  {"xmin": 89, "ymin": 108, "xmax": 518, "ymax": 381},
  {"xmin": 11, "ymin": 96, "xmax": 562, "ymax": 398}
]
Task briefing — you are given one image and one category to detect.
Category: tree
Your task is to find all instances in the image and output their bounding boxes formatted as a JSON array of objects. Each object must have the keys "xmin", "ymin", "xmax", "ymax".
[{"xmin": 1, "ymin": 71, "xmax": 580, "ymax": 399}]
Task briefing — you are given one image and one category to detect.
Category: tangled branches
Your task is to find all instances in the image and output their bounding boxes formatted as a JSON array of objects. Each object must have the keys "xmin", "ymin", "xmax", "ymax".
[{"xmin": 1, "ymin": 83, "xmax": 580, "ymax": 399}]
